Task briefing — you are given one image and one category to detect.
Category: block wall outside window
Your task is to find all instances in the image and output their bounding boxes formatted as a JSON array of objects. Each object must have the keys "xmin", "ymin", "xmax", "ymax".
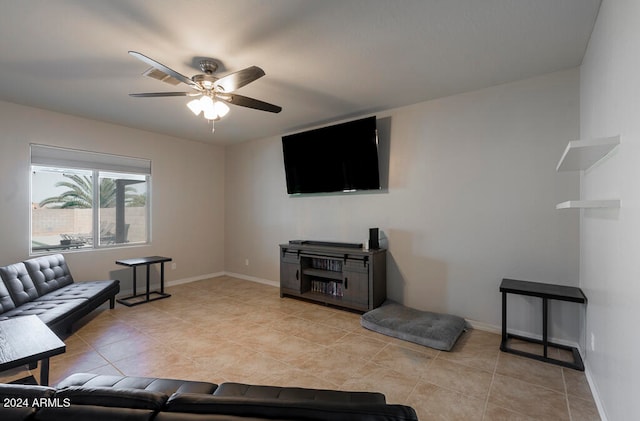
[{"xmin": 30, "ymin": 145, "xmax": 151, "ymax": 254}]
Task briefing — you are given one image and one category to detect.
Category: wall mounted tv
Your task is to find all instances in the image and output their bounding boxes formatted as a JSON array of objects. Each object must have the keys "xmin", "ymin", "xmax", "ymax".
[{"xmin": 282, "ymin": 116, "xmax": 380, "ymax": 195}]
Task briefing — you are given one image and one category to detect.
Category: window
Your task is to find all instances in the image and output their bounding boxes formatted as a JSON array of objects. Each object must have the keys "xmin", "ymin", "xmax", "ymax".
[{"xmin": 30, "ymin": 145, "xmax": 151, "ymax": 253}]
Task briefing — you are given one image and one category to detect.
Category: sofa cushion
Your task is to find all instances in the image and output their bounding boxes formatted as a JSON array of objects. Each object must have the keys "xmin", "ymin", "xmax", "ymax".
[
  {"xmin": 0, "ymin": 383, "xmax": 57, "ymax": 421},
  {"xmin": 24, "ymin": 254, "xmax": 74, "ymax": 296},
  {"xmin": 214, "ymin": 382, "xmax": 386, "ymax": 404},
  {"xmin": 57, "ymin": 373, "xmax": 218, "ymax": 395},
  {"xmin": 0, "ymin": 382, "xmax": 57, "ymax": 398},
  {"xmin": 0, "ymin": 262, "xmax": 40, "ymax": 305},
  {"xmin": 55, "ymin": 386, "xmax": 168, "ymax": 410},
  {"xmin": 0, "ymin": 278, "xmax": 16, "ymax": 314},
  {"xmin": 0, "ymin": 298, "xmax": 87, "ymax": 326},
  {"xmin": 35, "ymin": 281, "xmax": 120, "ymax": 302},
  {"xmin": 165, "ymin": 394, "xmax": 419, "ymax": 421}
]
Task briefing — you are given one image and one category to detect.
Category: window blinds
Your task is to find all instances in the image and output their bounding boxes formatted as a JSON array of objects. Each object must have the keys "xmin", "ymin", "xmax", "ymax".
[{"xmin": 30, "ymin": 144, "xmax": 151, "ymax": 175}]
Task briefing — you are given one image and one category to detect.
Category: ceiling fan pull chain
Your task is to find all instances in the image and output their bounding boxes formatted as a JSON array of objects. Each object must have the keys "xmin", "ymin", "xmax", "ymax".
[{"xmin": 211, "ymin": 119, "xmax": 215, "ymax": 133}]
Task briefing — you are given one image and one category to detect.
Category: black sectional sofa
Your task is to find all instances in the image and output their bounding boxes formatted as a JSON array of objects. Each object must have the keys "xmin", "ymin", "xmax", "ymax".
[
  {"xmin": 0, "ymin": 373, "xmax": 419, "ymax": 420},
  {"xmin": 0, "ymin": 254, "xmax": 119, "ymax": 333}
]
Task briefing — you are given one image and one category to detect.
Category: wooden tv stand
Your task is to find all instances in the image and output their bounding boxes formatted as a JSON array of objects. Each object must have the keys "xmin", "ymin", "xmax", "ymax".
[{"xmin": 279, "ymin": 241, "xmax": 386, "ymax": 312}]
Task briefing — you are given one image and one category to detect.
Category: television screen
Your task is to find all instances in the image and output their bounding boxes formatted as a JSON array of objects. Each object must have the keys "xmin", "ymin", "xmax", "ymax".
[{"xmin": 282, "ymin": 116, "xmax": 380, "ymax": 194}]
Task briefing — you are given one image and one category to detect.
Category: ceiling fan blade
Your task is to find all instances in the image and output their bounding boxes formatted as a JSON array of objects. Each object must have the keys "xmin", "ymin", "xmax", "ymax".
[
  {"xmin": 214, "ymin": 66, "xmax": 266, "ymax": 92},
  {"xmin": 129, "ymin": 92, "xmax": 196, "ymax": 97},
  {"xmin": 129, "ymin": 51, "xmax": 199, "ymax": 89},
  {"xmin": 220, "ymin": 93, "xmax": 282, "ymax": 113}
]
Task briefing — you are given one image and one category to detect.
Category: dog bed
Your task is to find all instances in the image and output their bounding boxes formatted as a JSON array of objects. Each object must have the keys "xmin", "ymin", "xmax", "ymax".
[{"xmin": 361, "ymin": 300, "xmax": 466, "ymax": 351}]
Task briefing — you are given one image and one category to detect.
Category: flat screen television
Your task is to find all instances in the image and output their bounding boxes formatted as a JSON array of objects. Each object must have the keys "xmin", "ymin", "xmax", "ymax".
[{"xmin": 282, "ymin": 116, "xmax": 380, "ymax": 194}]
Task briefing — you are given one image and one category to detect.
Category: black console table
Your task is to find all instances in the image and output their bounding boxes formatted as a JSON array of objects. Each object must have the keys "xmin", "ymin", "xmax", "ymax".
[
  {"xmin": 116, "ymin": 256, "xmax": 172, "ymax": 307},
  {"xmin": 0, "ymin": 316, "xmax": 66, "ymax": 385},
  {"xmin": 500, "ymin": 278, "xmax": 586, "ymax": 370}
]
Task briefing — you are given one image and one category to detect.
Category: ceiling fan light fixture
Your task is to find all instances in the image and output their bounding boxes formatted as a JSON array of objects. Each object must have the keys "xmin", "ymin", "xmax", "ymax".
[
  {"xmin": 186, "ymin": 98, "xmax": 203, "ymax": 116},
  {"xmin": 214, "ymin": 100, "xmax": 230, "ymax": 118},
  {"xmin": 199, "ymin": 95, "xmax": 217, "ymax": 120},
  {"xmin": 203, "ymin": 108, "xmax": 218, "ymax": 121}
]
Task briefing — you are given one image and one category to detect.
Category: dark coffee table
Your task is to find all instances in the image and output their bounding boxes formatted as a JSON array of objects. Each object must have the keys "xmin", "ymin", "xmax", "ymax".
[{"xmin": 0, "ymin": 315, "xmax": 66, "ymax": 385}]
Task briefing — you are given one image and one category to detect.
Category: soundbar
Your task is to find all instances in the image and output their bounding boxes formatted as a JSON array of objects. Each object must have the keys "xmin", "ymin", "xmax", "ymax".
[{"xmin": 289, "ymin": 240, "xmax": 363, "ymax": 249}]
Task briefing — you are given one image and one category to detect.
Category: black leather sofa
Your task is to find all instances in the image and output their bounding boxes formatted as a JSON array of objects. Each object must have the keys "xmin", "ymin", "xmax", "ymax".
[
  {"xmin": 0, "ymin": 254, "xmax": 119, "ymax": 333},
  {"xmin": 0, "ymin": 373, "xmax": 419, "ymax": 420}
]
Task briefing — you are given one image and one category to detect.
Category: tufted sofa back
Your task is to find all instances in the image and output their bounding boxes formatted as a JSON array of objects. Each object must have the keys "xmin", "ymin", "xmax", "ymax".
[
  {"xmin": 24, "ymin": 253, "xmax": 74, "ymax": 295},
  {"xmin": 0, "ymin": 274, "xmax": 16, "ymax": 313},
  {"xmin": 0, "ymin": 262, "xmax": 40, "ymax": 307}
]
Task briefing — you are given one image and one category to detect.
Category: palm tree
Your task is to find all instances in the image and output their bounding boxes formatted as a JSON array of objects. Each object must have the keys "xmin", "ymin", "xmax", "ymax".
[{"xmin": 39, "ymin": 174, "xmax": 145, "ymax": 209}]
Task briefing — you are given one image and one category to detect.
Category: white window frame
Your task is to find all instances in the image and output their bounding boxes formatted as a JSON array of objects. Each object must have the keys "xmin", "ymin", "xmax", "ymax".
[{"xmin": 30, "ymin": 144, "xmax": 152, "ymax": 253}]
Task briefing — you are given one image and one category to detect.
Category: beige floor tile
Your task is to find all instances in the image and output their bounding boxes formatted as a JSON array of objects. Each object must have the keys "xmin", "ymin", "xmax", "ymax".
[
  {"xmin": 192, "ymin": 338, "xmax": 260, "ymax": 372},
  {"xmin": 291, "ymin": 346, "xmax": 371, "ymax": 386},
  {"xmin": 60, "ymin": 333, "xmax": 92, "ymax": 357},
  {"xmin": 75, "ymin": 321, "xmax": 143, "ymax": 348},
  {"xmin": 294, "ymin": 305, "xmax": 346, "ymax": 324},
  {"xmin": 341, "ymin": 361, "xmax": 420, "ymax": 404},
  {"xmin": 283, "ymin": 319, "xmax": 350, "ymax": 346},
  {"xmin": 95, "ymin": 334, "xmax": 168, "ymax": 362},
  {"xmin": 0, "ymin": 366, "xmax": 33, "ymax": 383},
  {"xmin": 423, "ymin": 358, "xmax": 493, "ymax": 400},
  {"xmin": 406, "ymin": 381, "xmax": 486, "ymax": 421},
  {"xmin": 489, "ymin": 374, "xmax": 570, "ymax": 420},
  {"xmin": 483, "ymin": 403, "xmax": 540, "ymax": 420},
  {"xmin": 48, "ymin": 350, "xmax": 112, "ymax": 385},
  {"xmin": 49, "ymin": 362, "xmax": 123, "ymax": 387},
  {"xmin": 496, "ymin": 352, "xmax": 565, "ymax": 392},
  {"xmin": 371, "ymin": 343, "xmax": 435, "ymax": 379},
  {"xmin": 254, "ymin": 331, "xmax": 318, "ymax": 364},
  {"xmin": 213, "ymin": 352, "xmax": 294, "ymax": 385},
  {"xmin": 567, "ymin": 394, "xmax": 601, "ymax": 421},
  {"xmin": 263, "ymin": 367, "xmax": 340, "ymax": 390},
  {"xmin": 563, "ymin": 367, "xmax": 594, "ymax": 401},
  {"xmin": 438, "ymin": 331, "xmax": 500, "ymax": 373},
  {"xmin": 329, "ymin": 332, "xmax": 388, "ymax": 358},
  {"xmin": 385, "ymin": 335, "xmax": 442, "ymax": 357}
]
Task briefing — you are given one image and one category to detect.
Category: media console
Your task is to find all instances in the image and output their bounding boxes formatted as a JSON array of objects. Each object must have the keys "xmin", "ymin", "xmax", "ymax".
[{"xmin": 279, "ymin": 241, "xmax": 386, "ymax": 312}]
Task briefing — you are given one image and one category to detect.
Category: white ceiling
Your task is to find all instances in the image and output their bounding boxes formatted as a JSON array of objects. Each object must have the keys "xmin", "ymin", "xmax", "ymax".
[{"xmin": 0, "ymin": 0, "xmax": 600, "ymax": 144}]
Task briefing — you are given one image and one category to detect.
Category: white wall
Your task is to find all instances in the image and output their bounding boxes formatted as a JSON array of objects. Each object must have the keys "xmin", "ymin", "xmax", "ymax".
[
  {"xmin": 579, "ymin": 0, "xmax": 640, "ymax": 419},
  {"xmin": 225, "ymin": 69, "xmax": 581, "ymax": 336},
  {"xmin": 0, "ymin": 100, "xmax": 226, "ymax": 289}
]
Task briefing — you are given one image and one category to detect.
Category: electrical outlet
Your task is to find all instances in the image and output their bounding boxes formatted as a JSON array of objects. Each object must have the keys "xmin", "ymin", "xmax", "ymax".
[
  {"xmin": 590, "ymin": 332, "xmax": 595, "ymax": 351},
  {"xmin": 171, "ymin": 262, "xmax": 177, "ymax": 270},
  {"xmin": 245, "ymin": 258, "xmax": 249, "ymax": 266}
]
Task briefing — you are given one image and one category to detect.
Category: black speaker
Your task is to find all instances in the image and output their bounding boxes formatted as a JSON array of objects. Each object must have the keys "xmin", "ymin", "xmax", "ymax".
[{"xmin": 369, "ymin": 228, "xmax": 379, "ymax": 249}]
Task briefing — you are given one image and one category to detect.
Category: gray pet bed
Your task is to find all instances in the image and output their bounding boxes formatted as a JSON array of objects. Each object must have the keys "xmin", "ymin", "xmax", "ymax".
[{"xmin": 361, "ymin": 300, "xmax": 466, "ymax": 351}]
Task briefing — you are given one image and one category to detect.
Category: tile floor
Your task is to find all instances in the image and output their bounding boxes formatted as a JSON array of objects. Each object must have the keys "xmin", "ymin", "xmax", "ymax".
[{"xmin": 1, "ymin": 276, "xmax": 600, "ymax": 420}]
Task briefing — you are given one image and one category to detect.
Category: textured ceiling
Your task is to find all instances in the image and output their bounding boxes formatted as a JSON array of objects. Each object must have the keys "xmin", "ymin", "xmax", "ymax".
[{"xmin": 0, "ymin": 0, "xmax": 601, "ymax": 144}]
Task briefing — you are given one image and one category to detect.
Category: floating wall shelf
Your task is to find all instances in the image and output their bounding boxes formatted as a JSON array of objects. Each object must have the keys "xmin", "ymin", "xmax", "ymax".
[
  {"xmin": 556, "ymin": 200, "xmax": 620, "ymax": 210},
  {"xmin": 556, "ymin": 135, "xmax": 620, "ymax": 210},
  {"xmin": 556, "ymin": 136, "xmax": 620, "ymax": 172}
]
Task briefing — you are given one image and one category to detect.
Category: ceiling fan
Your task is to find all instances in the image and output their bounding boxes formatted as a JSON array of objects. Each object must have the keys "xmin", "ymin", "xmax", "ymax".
[{"xmin": 128, "ymin": 51, "xmax": 282, "ymax": 132}]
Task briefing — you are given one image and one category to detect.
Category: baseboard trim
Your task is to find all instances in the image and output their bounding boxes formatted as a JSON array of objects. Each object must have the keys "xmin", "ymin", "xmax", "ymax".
[
  {"xmin": 464, "ymin": 318, "xmax": 501, "ymax": 334},
  {"xmin": 583, "ymin": 360, "xmax": 609, "ymax": 421},
  {"xmin": 166, "ymin": 272, "xmax": 226, "ymax": 287},
  {"xmin": 223, "ymin": 271, "xmax": 279, "ymax": 288}
]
